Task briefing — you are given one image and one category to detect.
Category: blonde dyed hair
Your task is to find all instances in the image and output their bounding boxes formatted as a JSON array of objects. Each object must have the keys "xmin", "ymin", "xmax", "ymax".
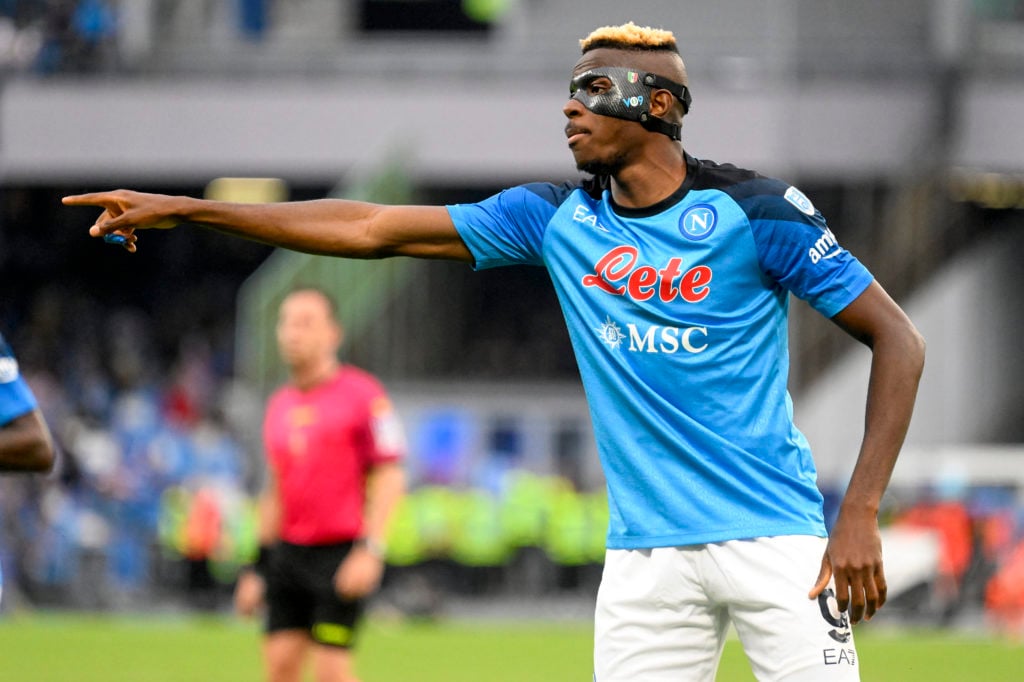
[{"xmin": 579, "ymin": 21, "xmax": 678, "ymax": 53}]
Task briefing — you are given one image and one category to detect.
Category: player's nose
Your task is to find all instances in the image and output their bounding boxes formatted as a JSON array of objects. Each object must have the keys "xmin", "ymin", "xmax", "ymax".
[{"xmin": 563, "ymin": 97, "xmax": 585, "ymax": 119}]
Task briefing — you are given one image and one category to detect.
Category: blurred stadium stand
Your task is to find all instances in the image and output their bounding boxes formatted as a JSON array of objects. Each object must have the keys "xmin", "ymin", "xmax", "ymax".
[{"xmin": 0, "ymin": 0, "xmax": 1022, "ymax": 628}]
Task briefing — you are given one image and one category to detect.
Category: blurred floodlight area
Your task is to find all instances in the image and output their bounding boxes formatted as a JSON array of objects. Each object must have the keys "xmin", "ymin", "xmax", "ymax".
[
  {"xmin": 0, "ymin": 0, "xmax": 1021, "ymax": 641},
  {"xmin": 205, "ymin": 177, "xmax": 288, "ymax": 204}
]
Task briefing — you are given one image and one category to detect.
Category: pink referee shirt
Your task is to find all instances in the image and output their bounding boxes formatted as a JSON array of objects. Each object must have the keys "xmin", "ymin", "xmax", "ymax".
[{"xmin": 263, "ymin": 365, "xmax": 405, "ymax": 545}]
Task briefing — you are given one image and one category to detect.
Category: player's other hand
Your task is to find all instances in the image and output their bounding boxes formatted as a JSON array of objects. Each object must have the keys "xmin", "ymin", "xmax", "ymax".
[
  {"xmin": 333, "ymin": 547, "xmax": 385, "ymax": 600},
  {"xmin": 808, "ymin": 508, "xmax": 887, "ymax": 625},
  {"xmin": 233, "ymin": 570, "xmax": 266, "ymax": 618},
  {"xmin": 62, "ymin": 190, "xmax": 184, "ymax": 253}
]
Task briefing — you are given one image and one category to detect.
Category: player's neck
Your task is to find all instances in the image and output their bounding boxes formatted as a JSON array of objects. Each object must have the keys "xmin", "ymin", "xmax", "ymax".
[
  {"xmin": 610, "ymin": 145, "xmax": 687, "ymax": 209},
  {"xmin": 290, "ymin": 358, "xmax": 340, "ymax": 391}
]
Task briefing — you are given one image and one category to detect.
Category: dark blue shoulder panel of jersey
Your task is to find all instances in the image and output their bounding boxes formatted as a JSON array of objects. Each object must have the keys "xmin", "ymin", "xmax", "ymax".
[
  {"xmin": 693, "ymin": 158, "xmax": 815, "ymax": 226},
  {"xmin": 521, "ymin": 181, "xmax": 580, "ymax": 207},
  {"xmin": 692, "ymin": 157, "xmax": 873, "ymax": 315}
]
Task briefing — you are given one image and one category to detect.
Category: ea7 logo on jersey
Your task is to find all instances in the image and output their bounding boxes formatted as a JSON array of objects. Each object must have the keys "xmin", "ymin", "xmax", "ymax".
[
  {"xmin": 572, "ymin": 204, "xmax": 610, "ymax": 232},
  {"xmin": 808, "ymin": 227, "xmax": 843, "ymax": 264}
]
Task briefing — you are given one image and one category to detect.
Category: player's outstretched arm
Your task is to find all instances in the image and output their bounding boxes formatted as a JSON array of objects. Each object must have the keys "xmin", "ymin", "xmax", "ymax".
[
  {"xmin": 0, "ymin": 410, "xmax": 55, "ymax": 473},
  {"xmin": 62, "ymin": 189, "xmax": 473, "ymax": 262},
  {"xmin": 808, "ymin": 280, "xmax": 925, "ymax": 624}
]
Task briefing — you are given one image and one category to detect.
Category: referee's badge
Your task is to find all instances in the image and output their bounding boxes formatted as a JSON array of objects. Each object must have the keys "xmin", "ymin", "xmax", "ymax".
[{"xmin": 679, "ymin": 204, "xmax": 717, "ymax": 241}]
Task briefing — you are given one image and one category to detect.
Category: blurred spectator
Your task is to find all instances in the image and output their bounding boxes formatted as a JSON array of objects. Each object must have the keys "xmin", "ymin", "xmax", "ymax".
[
  {"xmin": 985, "ymin": 538, "xmax": 1024, "ymax": 635},
  {"xmin": 0, "ymin": 0, "xmax": 119, "ymax": 75},
  {"xmin": 238, "ymin": 0, "xmax": 268, "ymax": 40},
  {"xmin": 163, "ymin": 337, "xmax": 217, "ymax": 428},
  {"xmin": 894, "ymin": 492, "xmax": 974, "ymax": 620}
]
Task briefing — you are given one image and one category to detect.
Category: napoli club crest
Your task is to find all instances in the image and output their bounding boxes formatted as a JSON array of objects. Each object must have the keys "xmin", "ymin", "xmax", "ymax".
[{"xmin": 679, "ymin": 204, "xmax": 717, "ymax": 241}]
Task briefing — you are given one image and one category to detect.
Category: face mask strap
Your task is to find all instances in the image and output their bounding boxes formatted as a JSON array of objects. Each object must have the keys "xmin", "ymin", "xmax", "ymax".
[
  {"xmin": 639, "ymin": 72, "xmax": 692, "ymax": 115},
  {"xmin": 638, "ymin": 111, "xmax": 682, "ymax": 141}
]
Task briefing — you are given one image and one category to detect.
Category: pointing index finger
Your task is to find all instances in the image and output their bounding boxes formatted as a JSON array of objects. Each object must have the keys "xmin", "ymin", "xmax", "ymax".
[{"xmin": 62, "ymin": 192, "xmax": 113, "ymax": 206}]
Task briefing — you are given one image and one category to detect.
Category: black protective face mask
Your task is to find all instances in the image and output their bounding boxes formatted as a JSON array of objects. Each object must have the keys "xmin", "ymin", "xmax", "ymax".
[{"xmin": 568, "ymin": 66, "xmax": 692, "ymax": 141}]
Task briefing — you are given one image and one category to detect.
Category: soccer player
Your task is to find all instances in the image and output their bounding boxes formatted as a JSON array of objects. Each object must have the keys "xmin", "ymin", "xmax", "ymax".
[
  {"xmin": 64, "ymin": 21, "xmax": 925, "ymax": 681},
  {"xmin": 232, "ymin": 287, "xmax": 406, "ymax": 682},
  {"xmin": 0, "ymin": 331, "xmax": 55, "ymax": 606},
  {"xmin": 0, "ymin": 333, "xmax": 54, "ymax": 474}
]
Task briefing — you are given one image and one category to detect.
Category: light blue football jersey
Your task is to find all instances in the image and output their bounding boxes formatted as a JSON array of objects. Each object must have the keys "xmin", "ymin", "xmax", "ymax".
[
  {"xmin": 0, "ymin": 333, "xmax": 37, "ymax": 427},
  {"xmin": 447, "ymin": 154, "xmax": 873, "ymax": 549}
]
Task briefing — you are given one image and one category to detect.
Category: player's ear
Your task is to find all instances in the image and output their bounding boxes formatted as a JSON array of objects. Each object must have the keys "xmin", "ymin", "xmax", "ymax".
[{"xmin": 649, "ymin": 88, "xmax": 677, "ymax": 120}]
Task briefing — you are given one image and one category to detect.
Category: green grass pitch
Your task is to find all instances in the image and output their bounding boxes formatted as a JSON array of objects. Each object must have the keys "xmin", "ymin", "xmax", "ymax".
[{"xmin": 0, "ymin": 613, "xmax": 1020, "ymax": 681}]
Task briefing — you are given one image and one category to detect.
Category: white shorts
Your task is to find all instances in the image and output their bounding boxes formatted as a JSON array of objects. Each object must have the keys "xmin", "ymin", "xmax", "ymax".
[{"xmin": 594, "ymin": 536, "xmax": 859, "ymax": 682}]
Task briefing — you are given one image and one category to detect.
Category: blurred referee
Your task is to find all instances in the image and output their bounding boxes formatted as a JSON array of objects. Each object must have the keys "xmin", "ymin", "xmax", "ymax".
[{"xmin": 233, "ymin": 287, "xmax": 406, "ymax": 682}]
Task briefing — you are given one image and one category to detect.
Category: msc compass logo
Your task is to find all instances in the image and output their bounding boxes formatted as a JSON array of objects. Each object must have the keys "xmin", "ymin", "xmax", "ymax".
[
  {"xmin": 679, "ymin": 204, "xmax": 717, "ymax": 241},
  {"xmin": 595, "ymin": 316, "xmax": 626, "ymax": 350}
]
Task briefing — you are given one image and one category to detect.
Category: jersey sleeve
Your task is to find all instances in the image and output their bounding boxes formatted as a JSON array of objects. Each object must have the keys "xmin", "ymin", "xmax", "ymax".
[
  {"xmin": 745, "ymin": 181, "xmax": 874, "ymax": 317},
  {"xmin": 361, "ymin": 379, "xmax": 406, "ymax": 466},
  {"xmin": 0, "ymin": 334, "xmax": 38, "ymax": 426},
  {"xmin": 446, "ymin": 182, "xmax": 571, "ymax": 270}
]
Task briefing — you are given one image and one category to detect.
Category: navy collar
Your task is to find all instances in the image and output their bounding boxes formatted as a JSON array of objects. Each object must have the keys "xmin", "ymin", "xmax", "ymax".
[{"xmin": 609, "ymin": 152, "xmax": 699, "ymax": 218}]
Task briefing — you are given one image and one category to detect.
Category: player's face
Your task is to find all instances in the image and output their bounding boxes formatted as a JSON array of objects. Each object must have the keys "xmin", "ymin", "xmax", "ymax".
[
  {"xmin": 276, "ymin": 291, "xmax": 342, "ymax": 370},
  {"xmin": 563, "ymin": 49, "xmax": 651, "ymax": 175}
]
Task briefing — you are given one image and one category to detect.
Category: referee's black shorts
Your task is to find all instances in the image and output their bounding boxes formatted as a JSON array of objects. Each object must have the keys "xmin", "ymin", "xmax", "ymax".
[{"xmin": 264, "ymin": 541, "xmax": 364, "ymax": 648}]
